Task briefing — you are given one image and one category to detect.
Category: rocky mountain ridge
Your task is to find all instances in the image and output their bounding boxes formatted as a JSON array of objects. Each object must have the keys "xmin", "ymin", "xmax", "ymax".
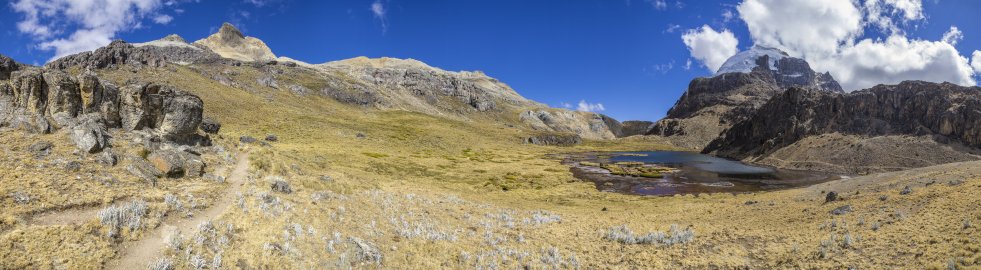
[
  {"xmin": 38, "ymin": 23, "xmax": 631, "ymax": 142},
  {"xmin": 704, "ymin": 81, "xmax": 981, "ymax": 161},
  {"xmin": 647, "ymin": 47, "xmax": 844, "ymax": 149}
]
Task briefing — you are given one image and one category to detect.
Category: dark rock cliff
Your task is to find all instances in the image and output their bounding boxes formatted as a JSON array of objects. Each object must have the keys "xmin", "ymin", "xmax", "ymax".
[{"xmin": 703, "ymin": 81, "xmax": 981, "ymax": 159}]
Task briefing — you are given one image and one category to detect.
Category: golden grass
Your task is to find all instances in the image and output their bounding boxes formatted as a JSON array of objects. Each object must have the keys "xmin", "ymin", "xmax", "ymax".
[{"xmin": 0, "ymin": 63, "xmax": 977, "ymax": 269}]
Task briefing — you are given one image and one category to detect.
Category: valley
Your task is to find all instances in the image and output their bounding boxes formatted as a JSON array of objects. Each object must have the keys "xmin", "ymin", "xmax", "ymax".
[{"xmin": 0, "ymin": 22, "xmax": 978, "ymax": 270}]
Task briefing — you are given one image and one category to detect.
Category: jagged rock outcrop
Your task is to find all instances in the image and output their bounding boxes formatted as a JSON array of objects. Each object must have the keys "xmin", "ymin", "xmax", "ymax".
[
  {"xmin": 0, "ymin": 58, "xmax": 208, "ymax": 153},
  {"xmin": 69, "ymin": 114, "xmax": 111, "ymax": 153},
  {"xmin": 119, "ymin": 83, "xmax": 204, "ymax": 138},
  {"xmin": 317, "ymin": 57, "xmax": 539, "ymax": 113},
  {"xmin": 46, "ymin": 38, "xmax": 220, "ymax": 70},
  {"xmin": 193, "ymin": 23, "xmax": 277, "ymax": 62},
  {"xmin": 649, "ymin": 46, "xmax": 843, "ymax": 149},
  {"xmin": 704, "ymin": 81, "xmax": 981, "ymax": 161},
  {"xmin": 0, "ymin": 54, "xmax": 20, "ymax": 80},
  {"xmin": 524, "ymin": 133, "xmax": 582, "ymax": 146},
  {"xmin": 620, "ymin": 121, "xmax": 654, "ymax": 137},
  {"xmin": 519, "ymin": 110, "xmax": 619, "ymax": 140}
]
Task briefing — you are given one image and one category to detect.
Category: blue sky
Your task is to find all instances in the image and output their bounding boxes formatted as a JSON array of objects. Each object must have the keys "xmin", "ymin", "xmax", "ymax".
[{"xmin": 2, "ymin": 0, "xmax": 980, "ymax": 121}]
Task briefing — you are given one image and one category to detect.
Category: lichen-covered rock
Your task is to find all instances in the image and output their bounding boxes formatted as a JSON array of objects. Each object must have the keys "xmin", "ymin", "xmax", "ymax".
[
  {"xmin": 199, "ymin": 117, "xmax": 221, "ymax": 134},
  {"xmin": 128, "ymin": 157, "xmax": 163, "ymax": 183},
  {"xmin": 147, "ymin": 149, "xmax": 186, "ymax": 177},
  {"xmin": 69, "ymin": 114, "xmax": 111, "ymax": 153},
  {"xmin": 42, "ymin": 71, "xmax": 83, "ymax": 127},
  {"xmin": 119, "ymin": 83, "xmax": 203, "ymax": 137},
  {"xmin": 76, "ymin": 71, "xmax": 122, "ymax": 127}
]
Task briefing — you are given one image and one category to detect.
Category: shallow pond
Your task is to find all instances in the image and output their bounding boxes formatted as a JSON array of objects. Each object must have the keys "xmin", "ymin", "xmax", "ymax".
[{"xmin": 557, "ymin": 151, "xmax": 840, "ymax": 196}]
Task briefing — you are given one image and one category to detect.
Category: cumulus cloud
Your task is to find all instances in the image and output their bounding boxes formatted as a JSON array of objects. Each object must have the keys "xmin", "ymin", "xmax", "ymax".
[
  {"xmin": 681, "ymin": 25, "xmax": 739, "ymax": 72},
  {"xmin": 972, "ymin": 51, "xmax": 981, "ymax": 74},
  {"xmin": 737, "ymin": 0, "xmax": 862, "ymax": 58},
  {"xmin": 735, "ymin": 0, "xmax": 977, "ymax": 90},
  {"xmin": 827, "ymin": 36, "xmax": 974, "ymax": 89},
  {"xmin": 576, "ymin": 100, "xmax": 606, "ymax": 113},
  {"xmin": 11, "ymin": 0, "xmax": 178, "ymax": 62},
  {"xmin": 942, "ymin": 26, "xmax": 963, "ymax": 46},
  {"xmin": 864, "ymin": 0, "xmax": 924, "ymax": 34}
]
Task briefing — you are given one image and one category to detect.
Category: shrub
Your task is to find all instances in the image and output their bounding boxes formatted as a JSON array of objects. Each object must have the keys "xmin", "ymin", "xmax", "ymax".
[
  {"xmin": 147, "ymin": 258, "xmax": 174, "ymax": 270},
  {"xmin": 603, "ymin": 224, "xmax": 694, "ymax": 246},
  {"xmin": 349, "ymin": 237, "xmax": 383, "ymax": 264},
  {"xmin": 99, "ymin": 200, "xmax": 149, "ymax": 238}
]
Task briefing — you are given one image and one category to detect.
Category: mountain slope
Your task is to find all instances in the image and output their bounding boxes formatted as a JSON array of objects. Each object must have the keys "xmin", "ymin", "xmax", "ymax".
[
  {"xmin": 648, "ymin": 46, "xmax": 843, "ymax": 149},
  {"xmin": 193, "ymin": 23, "xmax": 277, "ymax": 62},
  {"xmin": 703, "ymin": 81, "xmax": 981, "ymax": 173},
  {"xmin": 43, "ymin": 23, "xmax": 628, "ymax": 141}
]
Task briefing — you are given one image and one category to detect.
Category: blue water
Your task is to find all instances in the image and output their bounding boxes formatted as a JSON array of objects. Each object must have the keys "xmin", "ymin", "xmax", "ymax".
[
  {"xmin": 565, "ymin": 151, "xmax": 835, "ymax": 195},
  {"xmin": 610, "ymin": 151, "xmax": 775, "ymax": 175}
]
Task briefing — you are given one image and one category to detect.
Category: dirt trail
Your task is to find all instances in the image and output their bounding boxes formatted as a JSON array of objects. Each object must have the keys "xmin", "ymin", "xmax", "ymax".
[{"xmin": 107, "ymin": 153, "xmax": 250, "ymax": 269}]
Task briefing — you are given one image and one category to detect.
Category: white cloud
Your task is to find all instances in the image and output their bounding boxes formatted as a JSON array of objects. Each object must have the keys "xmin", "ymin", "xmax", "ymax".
[
  {"xmin": 647, "ymin": 0, "xmax": 668, "ymax": 10},
  {"xmin": 684, "ymin": 59, "xmax": 692, "ymax": 70},
  {"xmin": 664, "ymin": 24, "xmax": 681, "ymax": 33},
  {"xmin": 681, "ymin": 25, "xmax": 739, "ymax": 72},
  {"xmin": 153, "ymin": 14, "xmax": 173, "ymax": 24},
  {"xmin": 972, "ymin": 51, "xmax": 981, "ymax": 74},
  {"xmin": 826, "ymin": 36, "xmax": 974, "ymax": 90},
  {"xmin": 560, "ymin": 102, "xmax": 572, "ymax": 109},
  {"xmin": 371, "ymin": 0, "xmax": 387, "ymax": 33},
  {"xmin": 942, "ymin": 26, "xmax": 963, "ymax": 46},
  {"xmin": 735, "ymin": 0, "xmax": 977, "ymax": 90},
  {"xmin": 11, "ymin": 0, "xmax": 178, "ymax": 62},
  {"xmin": 721, "ymin": 9, "xmax": 735, "ymax": 23},
  {"xmin": 576, "ymin": 100, "xmax": 605, "ymax": 112},
  {"xmin": 738, "ymin": 0, "xmax": 863, "ymax": 59},
  {"xmin": 864, "ymin": 0, "xmax": 926, "ymax": 34}
]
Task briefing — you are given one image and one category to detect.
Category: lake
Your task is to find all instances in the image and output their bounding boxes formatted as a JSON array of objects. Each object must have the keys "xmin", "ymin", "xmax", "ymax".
[{"xmin": 558, "ymin": 151, "xmax": 839, "ymax": 196}]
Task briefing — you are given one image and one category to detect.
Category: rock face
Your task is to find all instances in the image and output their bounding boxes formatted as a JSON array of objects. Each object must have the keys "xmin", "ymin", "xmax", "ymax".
[
  {"xmin": 46, "ymin": 39, "xmax": 219, "ymax": 70},
  {"xmin": 119, "ymin": 83, "xmax": 204, "ymax": 138},
  {"xmin": 0, "ymin": 56, "xmax": 208, "ymax": 153},
  {"xmin": 318, "ymin": 57, "xmax": 539, "ymax": 113},
  {"xmin": 524, "ymin": 133, "xmax": 583, "ymax": 146},
  {"xmin": 519, "ymin": 110, "xmax": 619, "ymax": 140},
  {"xmin": 620, "ymin": 121, "xmax": 654, "ymax": 137},
  {"xmin": 703, "ymin": 81, "xmax": 981, "ymax": 164},
  {"xmin": 0, "ymin": 54, "xmax": 20, "ymax": 80},
  {"xmin": 193, "ymin": 23, "xmax": 277, "ymax": 62},
  {"xmin": 649, "ymin": 46, "xmax": 842, "ymax": 149}
]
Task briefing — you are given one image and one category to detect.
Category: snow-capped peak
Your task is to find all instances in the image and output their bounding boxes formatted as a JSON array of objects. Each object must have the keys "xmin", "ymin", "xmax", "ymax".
[{"xmin": 714, "ymin": 45, "xmax": 789, "ymax": 76}]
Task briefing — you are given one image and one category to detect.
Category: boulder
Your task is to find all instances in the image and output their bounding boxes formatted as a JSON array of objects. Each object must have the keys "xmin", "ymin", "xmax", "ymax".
[
  {"xmin": 127, "ymin": 157, "xmax": 163, "ymax": 183},
  {"xmin": 240, "ymin": 136, "xmax": 257, "ymax": 144},
  {"xmin": 179, "ymin": 150, "xmax": 205, "ymax": 177},
  {"xmin": 28, "ymin": 141, "xmax": 54, "ymax": 158},
  {"xmin": 200, "ymin": 117, "xmax": 221, "ymax": 134},
  {"xmin": 69, "ymin": 114, "xmax": 111, "ymax": 153},
  {"xmin": 147, "ymin": 149, "xmax": 186, "ymax": 177},
  {"xmin": 96, "ymin": 148, "xmax": 118, "ymax": 166},
  {"xmin": 265, "ymin": 134, "xmax": 278, "ymax": 142},
  {"xmin": 119, "ymin": 83, "xmax": 204, "ymax": 137}
]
